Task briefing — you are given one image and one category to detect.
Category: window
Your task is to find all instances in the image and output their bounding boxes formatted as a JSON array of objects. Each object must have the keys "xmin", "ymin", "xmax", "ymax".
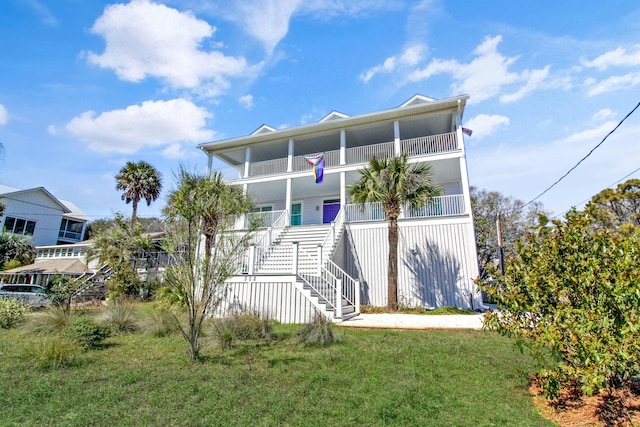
[{"xmin": 3, "ymin": 216, "xmax": 36, "ymax": 236}]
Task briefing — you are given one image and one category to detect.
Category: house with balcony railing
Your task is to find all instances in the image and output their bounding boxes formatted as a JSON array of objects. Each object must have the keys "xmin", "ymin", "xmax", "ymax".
[{"xmin": 198, "ymin": 94, "xmax": 482, "ymax": 323}]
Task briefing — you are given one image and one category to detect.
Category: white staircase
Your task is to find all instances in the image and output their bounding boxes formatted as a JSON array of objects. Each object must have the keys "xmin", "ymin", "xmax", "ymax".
[{"xmin": 247, "ymin": 220, "xmax": 358, "ymax": 321}]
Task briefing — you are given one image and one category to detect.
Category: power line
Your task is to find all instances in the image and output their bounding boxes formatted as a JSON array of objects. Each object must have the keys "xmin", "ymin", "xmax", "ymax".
[
  {"xmin": 551, "ymin": 165, "xmax": 640, "ymax": 219},
  {"xmin": 519, "ymin": 100, "xmax": 640, "ymax": 212}
]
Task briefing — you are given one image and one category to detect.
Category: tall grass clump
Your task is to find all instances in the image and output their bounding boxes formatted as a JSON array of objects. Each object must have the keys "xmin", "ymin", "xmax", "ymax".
[
  {"xmin": 296, "ymin": 313, "xmax": 341, "ymax": 347},
  {"xmin": 142, "ymin": 305, "xmax": 180, "ymax": 337},
  {"xmin": 211, "ymin": 310, "xmax": 274, "ymax": 349},
  {"xmin": 22, "ymin": 307, "xmax": 74, "ymax": 334},
  {"xmin": 98, "ymin": 300, "xmax": 138, "ymax": 334},
  {"xmin": 0, "ymin": 298, "xmax": 29, "ymax": 329},
  {"xmin": 21, "ymin": 335, "xmax": 79, "ymax": 370}
]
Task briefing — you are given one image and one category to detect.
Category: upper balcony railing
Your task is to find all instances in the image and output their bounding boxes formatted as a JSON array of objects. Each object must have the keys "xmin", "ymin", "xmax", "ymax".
[
  {"xmin": 344, "ymin": 194, "xmax": 466, "ymax": 222},
  {"xmin": 244, "ymin": 131, "xmax": 459, "ymax": 179}
]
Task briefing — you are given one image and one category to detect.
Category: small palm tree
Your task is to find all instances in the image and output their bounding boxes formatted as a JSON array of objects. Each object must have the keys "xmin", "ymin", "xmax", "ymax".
[
  {"xmin": 115, "ymin": 161, "xmax": 162, "ymax": 225},
  {"xmin": 349, "ymin": 154, "xmax": 440, "ymax": 311}
]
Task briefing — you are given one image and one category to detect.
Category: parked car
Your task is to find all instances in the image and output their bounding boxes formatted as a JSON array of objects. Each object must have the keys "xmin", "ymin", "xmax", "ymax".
[{"xmin": 0, "ymin": 284, "xmax": 52, "ymax": 308}]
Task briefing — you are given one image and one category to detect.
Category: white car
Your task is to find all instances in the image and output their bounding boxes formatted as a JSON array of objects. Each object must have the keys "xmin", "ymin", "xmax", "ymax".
[{"xmin": 0, "ymin": 284, "xmax": 52, "ymax": 308}]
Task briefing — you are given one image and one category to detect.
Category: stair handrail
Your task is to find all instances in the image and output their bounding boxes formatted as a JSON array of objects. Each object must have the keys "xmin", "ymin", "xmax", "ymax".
[
  {"xmin": 319, "ymin": 207, "xmax": 345, "ymax": 257},
  {"xmin": 252, "ymin": 210, "xmax": 288, "ymax": 271},
  {"xmin": 297, "ymin": 269, "xmax": 339, "ymax": 312},
  {"xmin": 71, "ymin": 263, "xmax": 114, "ymax": 299},
  {"xmin": 324, "ymin": 259, "xmax": 359, "ymax": 309}
]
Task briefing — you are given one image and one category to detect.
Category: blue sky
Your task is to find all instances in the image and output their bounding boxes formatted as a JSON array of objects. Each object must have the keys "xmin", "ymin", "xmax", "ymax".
[{"xmin": 1, "ymin": 0, "xmax": 640, "ymax": 221}]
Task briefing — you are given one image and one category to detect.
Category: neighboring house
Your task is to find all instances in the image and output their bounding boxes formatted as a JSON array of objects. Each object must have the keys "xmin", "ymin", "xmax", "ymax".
[
  {"xmin": 0, "ymin": 184, "xmax": 89, "ymax": 246},
  {"xmin": 0, "ymin": 233, "xmax": 170, "ymax": 299},
  {"xmin": 198, "ymin": 94, "xmax": 482, "ymax": 323}
]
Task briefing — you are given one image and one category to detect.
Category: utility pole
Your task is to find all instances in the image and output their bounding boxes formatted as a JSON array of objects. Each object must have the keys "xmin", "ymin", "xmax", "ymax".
[{"xmin": 496, "ymin": 212, "xmax": 505, "ymax": 275}]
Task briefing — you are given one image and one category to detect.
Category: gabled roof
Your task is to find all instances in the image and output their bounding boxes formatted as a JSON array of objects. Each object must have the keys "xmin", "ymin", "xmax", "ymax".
[
  {"xmin": 319, "ymin": 111, "xmax": 350, "ymax": 122},
  {"xmin": 251, "ymin": 124, "xmax": 277, "ymax": 135},
  {"xmin": 0, "ymin": 186, "xmax": 71, "ymax": 213},
  {"xmin": 59, "ymin": 199, "xmax": 90, "ymax": 222},
  {"xmin": 400, "ymin": 94, "xmax": 437, "ymax": 107}
]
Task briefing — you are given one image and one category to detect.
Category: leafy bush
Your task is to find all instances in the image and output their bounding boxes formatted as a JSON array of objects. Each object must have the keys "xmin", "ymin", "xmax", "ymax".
[
  {"xmin": 296, "ymin": 314, "xmax": 341, "ymax": 347},
  {"xmin": 483, "ymin": 210, "xmax": 640, "ymax": 398},
  {"xmin": 98, "ymin": 300, "xmax": 138, "ymax": 334},
  {"xmin": 24, "ymin": 335, "xmax": 79, "ymax": 370},
  {"xmin": 0, "ymin": 297, "xmax": 29, "ymax": 329},
  {"xmin": 211, "ymin": 311, "xmax": 274, "ymax": 349},
  {"xmin": 62, "ymin": 318, "xmax": 111, "ymax": 350}
]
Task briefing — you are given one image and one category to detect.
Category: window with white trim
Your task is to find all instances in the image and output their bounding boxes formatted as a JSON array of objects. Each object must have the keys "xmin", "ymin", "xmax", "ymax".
[{"xmin": 3, "ymin": 216, "xmax": 36, "ymax": 236}]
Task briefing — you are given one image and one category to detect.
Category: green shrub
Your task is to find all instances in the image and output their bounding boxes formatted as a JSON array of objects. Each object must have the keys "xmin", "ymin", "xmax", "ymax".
[
  {"xmin": 296, "ymin": 314, "xmax": 341, "ymax": 347},
  {"xmin": 62, "ymin": 318, "xmax": 111, "ymax": 350},
  {"xmin": 0, "ymin": 297, "xmax": 29, "ymax": 329},
  {"xmin": 98, "ymin": 301, "xmax": 138, "ymax": 334},
  {"xmin": 22, "ymin": 307, "xmax": 74, "ymax": 334},
  {"xmin": 483, "ymin": 210, "xmax": 640, "ymax": 397},
  {"xmin": 25, "ymin": 335, "xmax": 79, "ymax": 370}
]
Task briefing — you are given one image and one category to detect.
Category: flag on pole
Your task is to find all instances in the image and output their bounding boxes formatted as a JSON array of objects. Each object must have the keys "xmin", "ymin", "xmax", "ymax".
[
  {"xmin": 462, "ymin": 127, "xmax": 473, "ymax": 137},
  {"xmin": 305, "ymin": 153, "xmax": 325, "ymax": 184}
]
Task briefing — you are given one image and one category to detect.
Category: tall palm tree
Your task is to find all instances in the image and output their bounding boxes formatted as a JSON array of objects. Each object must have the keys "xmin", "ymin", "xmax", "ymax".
[
  {"xmin": 349, "ymin": 154, "xmax": 440, "ymax": 311},
  {"xmin": 115, "ymin": 161, "xmax": 162, "ymax": 225}
]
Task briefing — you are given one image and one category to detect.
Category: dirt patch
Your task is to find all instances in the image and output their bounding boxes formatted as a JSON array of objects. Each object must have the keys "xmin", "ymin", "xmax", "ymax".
[{"xmin": 530, "ymin": 377, "xmax": 640, "ymax": 426}]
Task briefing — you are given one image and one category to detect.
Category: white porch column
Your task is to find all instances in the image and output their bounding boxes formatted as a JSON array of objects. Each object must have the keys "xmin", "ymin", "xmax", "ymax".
[
  {"xmin": 292, "ymin": 242, "xmax": 299, "ymax": 275},
  {"xmin": 335, "ymin": 277, "xmax": 343, "ymax": 318},
  {"xmin": 340, "ymin": 129, "xmax": 346, "ymax": 165},
  {"xmin": 287, "ymin": 139, "xmax": 294, "ymax": 172},
  {"xmin": 285, "ymin": 178, "xmax": 292, "ymax": 226},
  {"xmin": 340, "ymin": 171, "xmax": 346, "ymax": 208},
  {"xmin": 459, "ymin": 157, "xmax": 472, "ymax": 216},
  {"xmin": 240, "ymin": 183, "xmax": 249, "ymax": 229},
  {"xmin": 243, "ymin": 146, "xmax": 251, "ymax": 178},
  {"xmin": 394, "ymin": 120, "xmax": 401, "ymax": 156},
  {"xmin": 206, "ymin": 151, "xmax": 213, "ymax": 177}
]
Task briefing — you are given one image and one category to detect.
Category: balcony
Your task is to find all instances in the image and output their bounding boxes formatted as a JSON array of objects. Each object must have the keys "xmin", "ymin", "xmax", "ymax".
[
  {"xmin": 344, "ymin": 194, "xmax": 466, "ymax": 222},
  {"xmin": 242, "ymin": 132, "xmax": 459, "ymax": 179}
]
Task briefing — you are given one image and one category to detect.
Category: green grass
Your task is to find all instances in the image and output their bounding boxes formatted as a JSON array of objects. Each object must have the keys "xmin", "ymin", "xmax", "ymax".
[{"xmin": 0, "ymin": 311, "xmax": 552, "ymax": 426}]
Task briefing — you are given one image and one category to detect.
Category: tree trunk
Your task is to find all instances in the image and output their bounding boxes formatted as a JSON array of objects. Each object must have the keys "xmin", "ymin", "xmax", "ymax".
[
  {"xmin": 131, "ymin": 200, "xmax": 138, "ymax": 226},
  {"xmin": 388, "ymin": 216, "xmax": 399, "ymax": 311}
]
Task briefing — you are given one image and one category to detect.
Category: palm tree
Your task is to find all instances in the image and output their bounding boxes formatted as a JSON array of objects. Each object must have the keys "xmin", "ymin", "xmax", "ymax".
[
  {"xmin": 115, "ymin": 161, "xmax": 162, "ymax": 225},
  {"xmin": 0, "ymin": 233, "xmax": 36, "ymax": 269},
  {"xmin": 349, "ymin": 154, "xmax": 440, "ymax": 311}
]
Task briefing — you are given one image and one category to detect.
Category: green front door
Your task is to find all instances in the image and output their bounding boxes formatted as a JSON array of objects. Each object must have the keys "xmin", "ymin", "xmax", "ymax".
[{"xmin": 290, "ymin": 203, "xmax": 302, "ymax": 226}]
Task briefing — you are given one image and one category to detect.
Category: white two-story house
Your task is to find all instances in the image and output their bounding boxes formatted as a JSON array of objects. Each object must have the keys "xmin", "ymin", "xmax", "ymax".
[{"xmin": 198, "ymin": 94, "xmax": 481, "ymax": 323}]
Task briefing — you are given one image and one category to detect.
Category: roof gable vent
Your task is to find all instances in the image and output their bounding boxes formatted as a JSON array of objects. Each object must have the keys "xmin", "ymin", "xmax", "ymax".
[
  {"xmin": 400, "ymin": 94, "xmax": 436, "ymax": 108},
  {"xmin": 251, "ymin": 124, "xmax": 276, "ymax": 135},
  {"xmin": 319, "ymin": 111, "xmax": 349, "ymax": 122}
]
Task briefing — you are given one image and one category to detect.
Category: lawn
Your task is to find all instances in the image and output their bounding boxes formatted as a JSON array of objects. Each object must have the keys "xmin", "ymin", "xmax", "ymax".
[{"xmin": 0, "ymin": 312, "xmax": 553, "ymax": 426}]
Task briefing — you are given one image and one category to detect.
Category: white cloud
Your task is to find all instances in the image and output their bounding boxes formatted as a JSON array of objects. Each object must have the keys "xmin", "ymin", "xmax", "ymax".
[
  {"xmin": 464, "ymin": 114, "xmax": 509, "ymax": 139},
  {"xmin": 554, "ymin": 120, "xmax": 618, "ymax": 146},
  {"xmin": 585, "ymin": 71, "xmax": 640, "ymax": 96},
  {"xmin": 360, "ymin": 44, "xmax": 426, "ymax": 83},
  {"xmin": 161, "ymin": 143, "xmax": 190, "ymax": 159},
  {"xmin": 239, "ymin": 94, "xmax": 254, "ymax": 109},
  {"xmin": 593, "ymin": 108, "xmax": 615, "ymax": 121},
  {"xmin": 85, "ymin": 0, "xmax": 258, "ymax": 95},
  {"xmin": 581, "ymin": 46, "xmax": 640, "ymax": 70},
  {"xmin": 500, "ymin": 66, "xmax": 551, "ymax": 103},
  {"xmin": 23, "ymin": 0, "xmax": 58, "ymax": 26},
  {"xmin": 203, "ymin": 0, "xmax": 400, "ymax": 54},
  {"xmin": 0, "ymin": 104, "xmax": 7, "ymax": 125},
  {"xmin": 408, "ymin": 35, "xmax": 550, "ymax": 104},
  {"xmin": 57, "ymin": 98, "xmax": 215, "ymax": 155}
]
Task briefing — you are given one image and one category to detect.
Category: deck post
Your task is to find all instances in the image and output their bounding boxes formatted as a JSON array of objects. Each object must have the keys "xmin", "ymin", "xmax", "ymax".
[
  {"xmin": 317, "ymin": 245, "xmax": 322, "ymax": 275},
  {"xmin": 248, "ymin": 245, "xmax": 256, "ymax": 274},
  {"xmin": 355, "ymin": 280, "xmax": 361, "ymax": 313},
  {"xmin": 292, "ymin": 242, "xmax": 298, "ymax": 275},
  {"xmin": 335, "ymin": 276, "xmax": 343, "ymax": 319}
]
